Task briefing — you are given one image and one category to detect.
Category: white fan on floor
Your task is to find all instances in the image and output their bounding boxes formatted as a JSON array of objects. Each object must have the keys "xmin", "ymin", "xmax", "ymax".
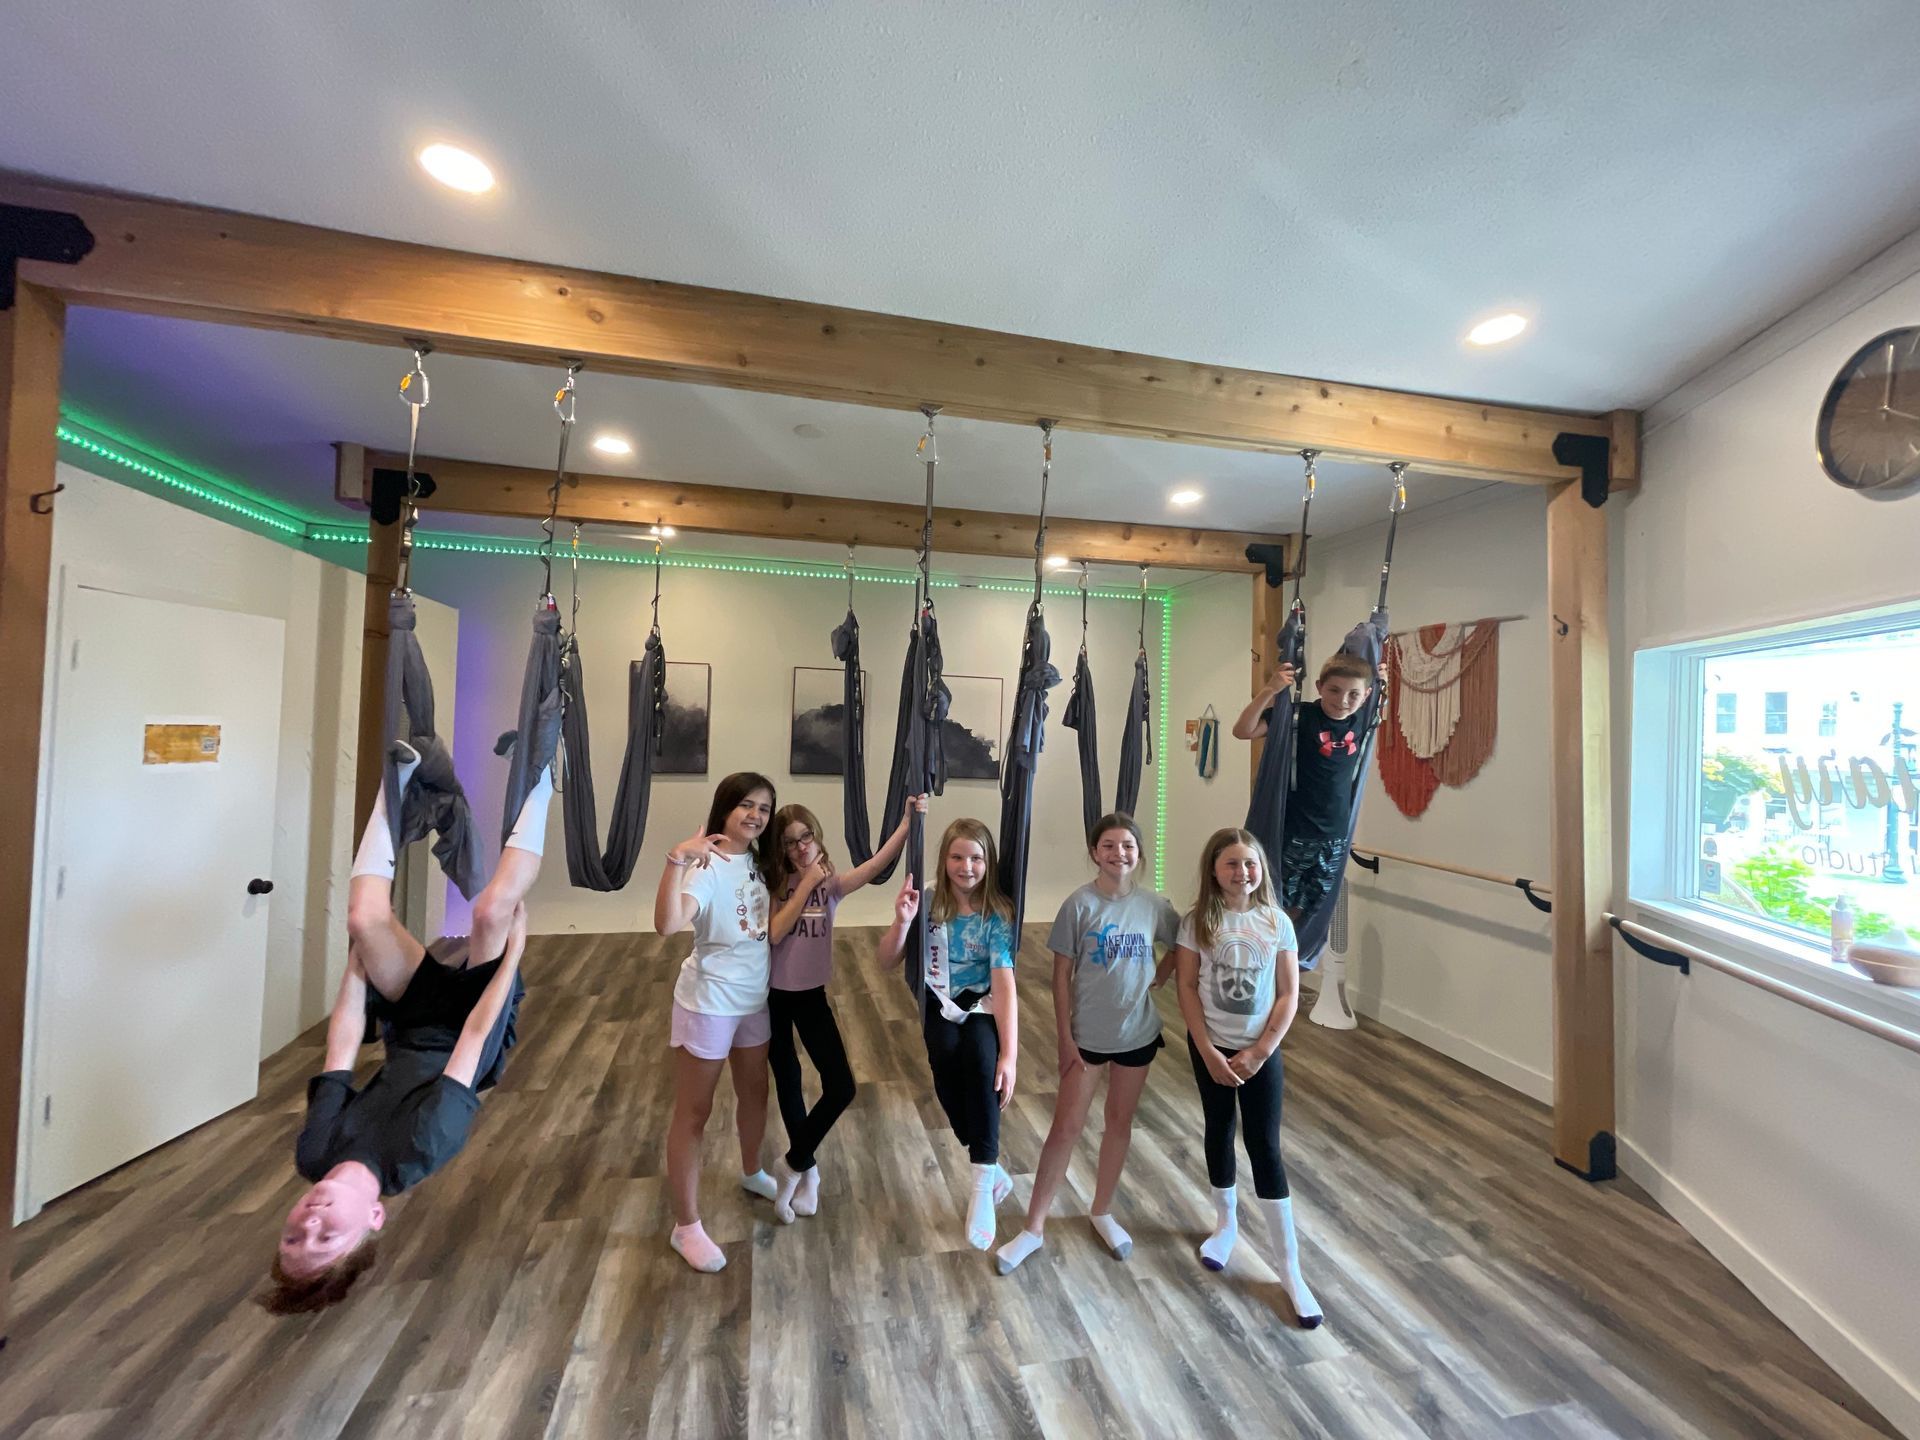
[{"xmin": 1308, "ymin": 877, "xmax": 1358, "ymax": 1030}]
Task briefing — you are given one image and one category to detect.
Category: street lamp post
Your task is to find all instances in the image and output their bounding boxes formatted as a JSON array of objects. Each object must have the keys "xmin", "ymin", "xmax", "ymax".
[{"xmin": 1887, "ymin": 700, "xmax": 1908, "ymax": 885}]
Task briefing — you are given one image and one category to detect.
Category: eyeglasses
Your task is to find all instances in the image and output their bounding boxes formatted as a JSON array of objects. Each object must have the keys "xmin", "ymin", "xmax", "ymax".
[{"xmin": 782, "ymin": 832, "xmax": 817, "ymax": 851}]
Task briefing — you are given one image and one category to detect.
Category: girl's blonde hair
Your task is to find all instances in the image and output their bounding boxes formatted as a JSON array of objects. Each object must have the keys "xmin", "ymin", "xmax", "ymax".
[
  {"xmin": 931, "ymin": 817, "xmax": 1014, "ymax": 927},
  {"xmin": 768, "ymin": 803, "xmax": 830, "ymax": 898},
  {"xmin": 1189, "ymin": 827, "xmax": 1278, "ymax": 950}
]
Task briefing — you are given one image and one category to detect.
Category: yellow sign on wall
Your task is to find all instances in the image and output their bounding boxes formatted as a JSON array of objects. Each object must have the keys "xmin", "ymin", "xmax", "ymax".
[{"xmin": 144, "ymin": 723, "xmax": 222, "ymax": 765}]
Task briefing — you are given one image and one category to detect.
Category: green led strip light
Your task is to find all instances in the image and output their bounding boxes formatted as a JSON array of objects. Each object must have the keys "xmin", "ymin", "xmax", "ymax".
[
  {"xmin": 1156, "ymin": 595, "xmax": 1171, "ymax": 891},
  {"xmin": 56, "ymin": 417, "xmax": 317, "ymax": 537}
]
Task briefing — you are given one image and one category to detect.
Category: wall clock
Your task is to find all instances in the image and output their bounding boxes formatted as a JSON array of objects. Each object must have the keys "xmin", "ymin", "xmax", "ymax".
[{"xmin": 1815, "ymin": 326, "xmax": 1920, "ymax": 500}]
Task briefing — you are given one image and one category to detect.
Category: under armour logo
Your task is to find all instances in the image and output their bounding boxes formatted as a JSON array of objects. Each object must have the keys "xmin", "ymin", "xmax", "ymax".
[{"xmin": 1319, "ymin": 729, "xmax": 1356, "ymax": 757}]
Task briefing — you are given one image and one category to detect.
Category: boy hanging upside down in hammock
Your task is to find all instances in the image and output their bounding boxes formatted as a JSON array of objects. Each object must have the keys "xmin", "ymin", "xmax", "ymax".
[
  {"xmin": 1232, "ymin": 654, "xmax": 1377, "ymax": 922},
  {"xmin": 267, "ymin": 743, "xmax": 554, "ymax": 1312}
]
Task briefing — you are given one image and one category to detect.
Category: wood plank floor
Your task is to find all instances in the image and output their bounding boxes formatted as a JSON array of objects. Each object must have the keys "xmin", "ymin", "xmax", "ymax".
[{"xmin": 0, "ymin": 927, "xmax": 1897, "ymax": 1440}]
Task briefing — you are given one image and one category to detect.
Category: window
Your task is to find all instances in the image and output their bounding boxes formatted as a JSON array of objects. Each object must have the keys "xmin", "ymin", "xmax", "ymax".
[{"xmin": 1632, "ymin": 607, "xmax": 1920, "ymax": 963}]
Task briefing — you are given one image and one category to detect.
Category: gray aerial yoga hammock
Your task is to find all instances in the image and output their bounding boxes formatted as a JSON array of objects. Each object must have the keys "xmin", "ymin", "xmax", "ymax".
[
  {"xmin": 495, "ymin": 368, "xmax": 579, "ymax": 857},
  {"xmin": 1244, "ymin": 456, "xmax": 1403, "ymax": 972},
  {"xmin": 995, "ymin": 422, "xmax": 1062, "ymax": 940},
  {"xmin": 557, "ymin": 532, "xmax": 668, "ymax": 891},
  {"xmin": 377, "ymin": 347, "xmax": 486, "ymax": 901},
  {"xmin": 1113, "ymin": 570, "xmax": 1154, "ymax": 819},
  {"xmin": 830, "ymin": 553, "xmax": 913, "ymax": 883},
  {"xmin": 382, "ymin": 590, "xmax": 487, "ymax": 901},
  {"xmin": 1061, "ymin": 566, "xmax": 1101, "ymax": 842},
  {"xmin": 898, "ymin": 410, "xmax": 952, "ymax": 1008}
]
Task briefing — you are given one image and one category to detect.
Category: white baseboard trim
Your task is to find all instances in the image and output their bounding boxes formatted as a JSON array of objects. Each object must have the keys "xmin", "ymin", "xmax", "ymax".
[
  {"xmin": 1344, "ymin": 987, "xmax": 1554, "ymax": 1104},
  {"xmin": 1618, "ymin": 1137, "xmax": 1920, "ymax": 1440}
]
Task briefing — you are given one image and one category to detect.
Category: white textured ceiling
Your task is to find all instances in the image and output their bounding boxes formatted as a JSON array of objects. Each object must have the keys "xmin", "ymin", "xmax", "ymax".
[{"xmin": 11, "ymin": 0, "xmax": 1920, "ymax": 539}]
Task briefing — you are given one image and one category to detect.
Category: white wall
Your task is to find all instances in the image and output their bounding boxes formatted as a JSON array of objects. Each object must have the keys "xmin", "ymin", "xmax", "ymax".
[
  {"xmin": 1164, "ymin": 571, "xmax": 1254, "ymax": 910},
  {"xmin": 1617, "ymin": 266, "xmax": 1920, "ymax": 1434},
  {"xmin": 1298, "ymin": 485, "xmax": 1557, "ymax": 1099},
  {"xmin": 409, "ymin": 547, "xmax": 1248, "ymax": 935},
  {"xmin": 19, "ymin": 463, "xmax": 457, "ymax": 1218}
]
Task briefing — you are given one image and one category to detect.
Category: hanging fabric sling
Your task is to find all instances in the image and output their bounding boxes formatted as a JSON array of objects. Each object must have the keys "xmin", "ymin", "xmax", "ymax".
[
  {"xmin": 495, "ymin": 367, "xmax": 576, "ymax": 850},
  {"xmin": 1245, "ymin": 454, "xmax": 1402, "ymax": 971},
  {"xmin": 830, "ymin": 549, "xmax": 912, "ymax": 882},
  {"xmin": 1113, "ymin": 566, "xmax": 1153, "ymax": 818},
  {"xmin": 900, "ymin": 408, "xmax": 953, "ymax": 1006},
  {"xmin": 379, "ymin": 346, "xmax": 487, "ymax": 901},
  {"xmin": 996, "ymin": 421, "xmax": 1062, "ymax": 940},
  {"xmin": 559, "ymin": 527, "xmax": 669, "ymax": 890},
  {"xmin": 1061, "ymin": 563, "xmax": 1101, "ymax": 843}
]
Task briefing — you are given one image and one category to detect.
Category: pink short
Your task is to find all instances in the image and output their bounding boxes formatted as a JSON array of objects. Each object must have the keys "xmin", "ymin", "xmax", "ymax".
[{"xmin": 670, "ymin": 1002, "xmax": 771, "ymax": 1060}]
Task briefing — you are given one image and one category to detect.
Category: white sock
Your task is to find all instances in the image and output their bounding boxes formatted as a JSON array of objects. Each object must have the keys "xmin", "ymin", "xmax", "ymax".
[
  {"xmin": 739, "ymin": 1168, "xmax": 778, "ymax": 1202},
  {"xmin": 792, "ymin": 1165, "xmax": 820, "ymax": 1217},
  {"xmin": 669, "ymin": 1221, "xmax": 726, "ymax": 1273},
  {"xmin": 1199, "ymin": 1185, "xmax": 1238, "ymax": 1272},
  {"xmin": 350, "ymin": 743, "xmax": 420, "ymax": 880},
  {"xmin": 1256, "ymin": 1195, "xmax": 1324, "ymax": 1328},
  {"xmin": 992, "ymin": 1163, "xmax": 1012, "ymax": 1206},
  {"xmin": 1091, "ymin": 1212, "xmax": 1133, "ymax": 1261},
  {"xmin": 505, "ymin": 766, "xmax": 554, "ymax": 857},
  {"xmin": 995, "ymin": 1228, "xmax": 1044, "ymax": 1275},
  {"xmin": 771, "ymin": 1158, "xmax": 801, "ymax": 1225},
  {"xmin": 966, "ymin": 1164, "xmax": 997, "ymax": 1251}
]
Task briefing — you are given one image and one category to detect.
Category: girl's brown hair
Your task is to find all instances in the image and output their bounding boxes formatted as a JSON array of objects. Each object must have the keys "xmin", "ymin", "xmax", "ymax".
[
  {"xmin": 1188, "ymin": 827, "xmax": 1279, "ymax": 950},
  {"xmin": 1088, "ymin": 811, "xmax": 1143, "ymax": 856},
  {"xmin": 768, "ymin": 803, "xmax": 831, "ymax": 897},
  {"xmin": 704, "ymin": 771, "xmax": 778, "ymax": 879},
  {"xmin": 930, "ymin": 817, "xmax": 1014, "ymax": 927}
]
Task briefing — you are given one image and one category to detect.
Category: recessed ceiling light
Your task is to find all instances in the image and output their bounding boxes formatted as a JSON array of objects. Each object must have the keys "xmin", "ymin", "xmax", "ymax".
[
  {"xmin": 1466, "ymin": 312, "xmax": 1528, "ymax": 347},
  {"xmin": 1169, "ymin": 488, "xmax": 1202, "ymax": 506},
  {"xmin": 417, "ymin": 142, "xmax": 495, "ymax": 194},
  {"xmin": 793, "ymin": 423, "xmax": 825, "ymax": 440},
  {"xmin": 591, "ymin": 434, "xmax": 633, "ymax": 457},
  {"xmin": 1044, "ymin": 554, "xmax": 1070, "ymax": 569}
]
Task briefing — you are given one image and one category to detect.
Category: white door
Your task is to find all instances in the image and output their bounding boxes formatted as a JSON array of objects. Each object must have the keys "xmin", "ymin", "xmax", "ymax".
[{"xmin": 31, "ymin": 584, "xmax": 285, "ymax": 1207}]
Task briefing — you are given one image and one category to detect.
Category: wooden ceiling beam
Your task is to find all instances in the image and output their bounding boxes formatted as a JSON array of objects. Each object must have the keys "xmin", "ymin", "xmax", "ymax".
[
  {"xmin": 4, "ymin": 175, "xmax": 1633, "ymax": 486},
  {"xmin": 341, "ymin": 446, "xmax": 1289, "ymax": 573}
]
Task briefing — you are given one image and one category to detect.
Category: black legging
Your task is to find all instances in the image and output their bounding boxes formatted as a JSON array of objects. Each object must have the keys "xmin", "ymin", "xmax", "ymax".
[
  {"xmin": 1186, "ymin": 1035, "xmax": 1290, "ymax": 1199},
  {"xmin": 922, "ymin": 996, "xmax": 1001, "ymax": 1165},
  {"xmin": 767, "ymin": 986, "xmax": 857, "ymax": 1172}
]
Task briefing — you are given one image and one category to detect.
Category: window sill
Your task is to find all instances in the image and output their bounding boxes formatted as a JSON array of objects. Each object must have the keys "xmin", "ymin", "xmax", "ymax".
[{"xmin": 1625, "ymin": 897, "xmax": 1920, "ymax": 1029}]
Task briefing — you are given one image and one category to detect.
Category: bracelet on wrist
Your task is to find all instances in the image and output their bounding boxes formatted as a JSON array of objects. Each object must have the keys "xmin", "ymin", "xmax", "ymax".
[{"xmin": 665, "ymin": 852, "xmax": 693, "ymax": 867}]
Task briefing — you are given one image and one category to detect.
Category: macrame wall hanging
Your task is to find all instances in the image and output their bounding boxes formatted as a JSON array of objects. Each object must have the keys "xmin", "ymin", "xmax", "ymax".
[{"xmin": 1377, "ymin": 617, "xmax": 1508, "ymax": 818}]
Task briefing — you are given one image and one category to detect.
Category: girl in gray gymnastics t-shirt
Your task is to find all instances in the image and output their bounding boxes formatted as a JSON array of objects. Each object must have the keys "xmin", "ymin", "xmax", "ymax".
[{"xmin": 995, "ymin": 813, "xmax": 1179, "ymax": 1275}]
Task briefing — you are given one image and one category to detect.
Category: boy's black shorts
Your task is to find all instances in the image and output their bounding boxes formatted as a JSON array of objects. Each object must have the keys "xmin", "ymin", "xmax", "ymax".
[{"xmin": 1279, "ymin": 834, "xmax": 1347, "ymax": 915}]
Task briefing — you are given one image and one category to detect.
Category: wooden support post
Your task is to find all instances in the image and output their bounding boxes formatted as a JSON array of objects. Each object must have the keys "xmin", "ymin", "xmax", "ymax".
[
  {"xmin": 353, "ymin": 519, "xmax": 403, "ymax": 835},
  {"xmin": 1249, "ymin": 574, "xmax": 1288, "ymax": 785},
  {"xmin": 0, "ymin": 282, "xmax": 66, "ymax": 1342},
  {"xmin": 1546, "ymin": 479, "xmax": 1615, "ymax": 1179}
]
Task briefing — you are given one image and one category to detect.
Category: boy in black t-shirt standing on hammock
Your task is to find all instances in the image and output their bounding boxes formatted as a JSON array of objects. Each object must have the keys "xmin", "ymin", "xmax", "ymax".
[
  {"xmin": 1232, "ymin": 654, "xmax": 1377, "ymax": 921},
  {"xmin": 267, "ymin": 742, "xmax": 552, "ymax": 1312}
]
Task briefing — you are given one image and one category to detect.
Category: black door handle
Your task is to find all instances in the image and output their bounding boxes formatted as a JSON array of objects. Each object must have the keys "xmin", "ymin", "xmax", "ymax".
[{"xmin": 248, "ymin": 878, "xmax": 274, "ymax": 896}]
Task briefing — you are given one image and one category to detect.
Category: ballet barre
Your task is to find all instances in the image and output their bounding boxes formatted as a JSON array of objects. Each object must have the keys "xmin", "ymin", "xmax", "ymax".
[
  {"xmin": 1348, "ymin": 845, "xmax": 1553, "ymax": 913},
  {"xmin": 1606, "ymin": 913, "xmax": 1920, "ymax": 1060}
]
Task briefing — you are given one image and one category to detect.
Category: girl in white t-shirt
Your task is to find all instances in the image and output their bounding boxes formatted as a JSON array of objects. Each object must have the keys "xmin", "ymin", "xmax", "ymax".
[
  {"xmin": 1167, "ymin": 827, "xmax": 1323, "ymax": 1328},
  {"xmin": 654, "ymin": 771, "xmax": 779, "ymax": 1273}
]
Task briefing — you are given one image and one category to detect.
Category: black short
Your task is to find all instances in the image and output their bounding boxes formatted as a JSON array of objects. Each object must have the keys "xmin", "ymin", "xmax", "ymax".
[
  {"xmin": 1078, "ymin": 1033, "xmax": 1165, "ymax": 1068},
  {"xmin": 376, "ymin": 941, "xmax": 525, "ymax": 1091}
]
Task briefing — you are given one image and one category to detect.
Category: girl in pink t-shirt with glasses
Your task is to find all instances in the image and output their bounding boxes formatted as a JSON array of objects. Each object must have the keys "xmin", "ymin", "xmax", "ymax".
[{"xmin": 762, "ymin": 795, "xmax": 925, "ymax": 1222}]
